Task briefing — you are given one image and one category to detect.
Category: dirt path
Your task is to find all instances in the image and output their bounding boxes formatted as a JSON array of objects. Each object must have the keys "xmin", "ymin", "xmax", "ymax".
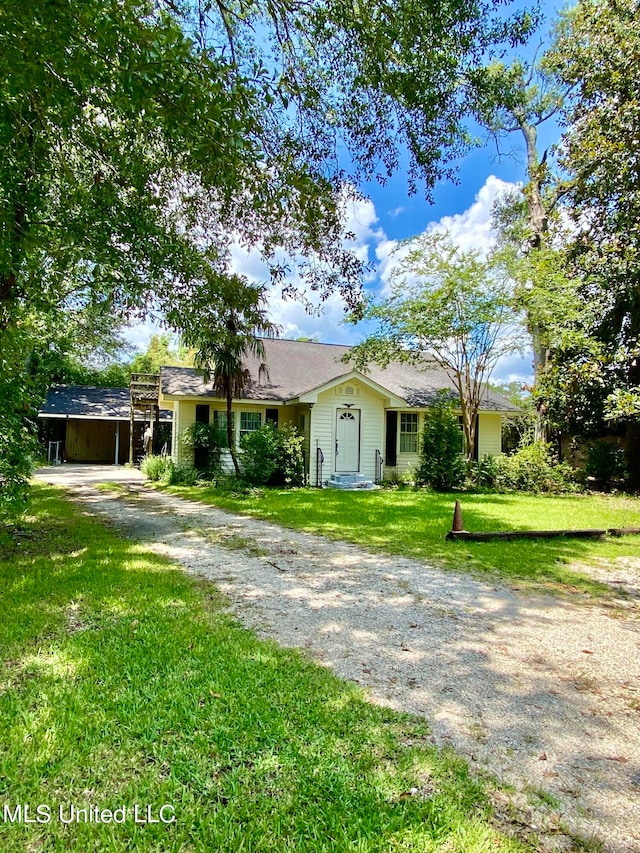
[{"xmin": 36, "ymin": 466, "xmax": 640, "ymax": 852}]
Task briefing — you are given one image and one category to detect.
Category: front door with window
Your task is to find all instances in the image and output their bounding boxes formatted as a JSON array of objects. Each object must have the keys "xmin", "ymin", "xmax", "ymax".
[{"xmin": 335, "ymin": 409, "xmax": 361, "ymax": 471}]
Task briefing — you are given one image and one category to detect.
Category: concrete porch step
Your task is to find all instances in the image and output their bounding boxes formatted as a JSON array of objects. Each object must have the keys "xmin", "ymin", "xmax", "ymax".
[{"xmin": 325, "ymin": 473, "xmax": 378, "ymax": 490}]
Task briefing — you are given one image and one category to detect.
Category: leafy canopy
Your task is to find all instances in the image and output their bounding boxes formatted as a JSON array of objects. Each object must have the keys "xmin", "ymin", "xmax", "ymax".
[
  {"xmin": 549, "ymin": 0, "xmax": 640, "ymax": 421},
  {"xmin": 349, "ymin": 232, "xmax": 524, "ymax": 458},
  {"xmin": 0, "ymin": 0, "xmax": 536, "ymax": 515}
]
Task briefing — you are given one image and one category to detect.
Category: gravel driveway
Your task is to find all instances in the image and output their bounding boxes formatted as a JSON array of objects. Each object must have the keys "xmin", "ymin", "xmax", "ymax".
[{"xmin": 36, "ymin": 465, "xmax": 640, "ymax": 852}]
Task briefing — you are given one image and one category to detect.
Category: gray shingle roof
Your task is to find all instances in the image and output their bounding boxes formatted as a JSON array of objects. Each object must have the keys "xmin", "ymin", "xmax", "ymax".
[
  {"xmin": 160, "ymin": 339, "xmax": 520, "ymax": 413},
  {"xmin": 39, "ymin": 385, "xmax": 172, "ymax": 421}
]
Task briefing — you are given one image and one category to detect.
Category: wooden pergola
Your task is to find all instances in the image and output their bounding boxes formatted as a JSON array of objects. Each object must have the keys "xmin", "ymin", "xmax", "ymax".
[{"xmin": 129, "ymin": 373, "xmax": 160, "ymax": 464}]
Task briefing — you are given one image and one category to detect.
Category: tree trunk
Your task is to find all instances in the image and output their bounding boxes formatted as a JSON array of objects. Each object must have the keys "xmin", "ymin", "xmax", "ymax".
[
  {"xmin": 519, "ymin": 119, "xmax": 552, "ymax": 442},
  {"xmin": 461, "ymin": 402, "xmax": 476, "ymax": 461},
  {"xmin": 520, "ymin": 118, "xmax": 550, "ymax": 374},
  {"xmin": 520, "ymin": 120, "xmax": 548, "ymax": 250},
  {"xmin": 226, "ymin": 387, "xmax": 240, "ymax": 476},
  {"xmin": 2, "ymin": 129, "xmax": 34, "ymax": 330}
]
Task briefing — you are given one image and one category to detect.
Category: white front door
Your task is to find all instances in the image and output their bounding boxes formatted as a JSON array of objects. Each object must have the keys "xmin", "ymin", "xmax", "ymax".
[{"xmin": 335, "ymin": 409, "xmax": 360, "ymax": 471}]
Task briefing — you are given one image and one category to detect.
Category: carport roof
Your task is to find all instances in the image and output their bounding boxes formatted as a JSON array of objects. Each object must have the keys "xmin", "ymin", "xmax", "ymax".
[{"xmin": 39, "ymin": 385, "xmax": 172, "ymax": 421}]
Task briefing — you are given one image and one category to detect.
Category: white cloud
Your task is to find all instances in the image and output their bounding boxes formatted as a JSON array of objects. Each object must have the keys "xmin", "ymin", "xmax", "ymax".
[
  {"xmin": 123, "ymin": 317, "xmax": 167, "ymax": 351},
  {"xmin": 342, "ymin": 195, "xmax": 386, "ymax": 264},
  {"xmin": 376, "ymin": 175, "xmax": 519, "ymax": 295},
  {"xmin": 266, "ymin": 290, "xmax": 356, "ymax": 343},
  {"xmin": 121, "ymin": 176, "xmax": 526, "ymax": 354},
  {"xmin": 227, "ymin": 194, "xmax": 389, "ymax": 342},
  {"xmin": 492, "ymin": 353, "xmax": 534, "ymax": 385},
  {"xmin": 228, "ymin": 243, "xmax": 270, "ymax": 283},
  {"xmin": 428, "ymin": 175, "xmax": 517, "ymax": 253},
  {"xmin": 226, "ymin": 177, "xmax": 524, "ymax": 346}
]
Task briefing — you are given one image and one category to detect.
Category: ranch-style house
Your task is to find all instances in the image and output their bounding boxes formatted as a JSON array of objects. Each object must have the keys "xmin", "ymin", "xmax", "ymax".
[{"xmin": 159, "ymin": 338, "xmax": 519, "ymax": 486}]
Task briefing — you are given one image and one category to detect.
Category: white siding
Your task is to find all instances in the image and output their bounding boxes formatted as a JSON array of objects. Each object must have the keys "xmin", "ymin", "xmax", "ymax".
[
  {"xmin": 387, "ymin": 410, "xmax": 504, "ymax": 481},
  {"xmin": 175, "ymin": 401, "xmax": 197, "ymax": 465},
  {"xmin": 170, "ymin": 390, "xmax": 504, "ymax": 480},
  {"xmin": 310, "ymin": 380, "xmax": 385, "ymax": 483},
  {"xmin": 173, "ymin": 400, "xmax": 302, "ymax": 468},
  {"xmin": 171, "ymin": 401, "xmax": 181, "ymax": 464},
  {"xmin": 288, "ymin": 405, "xmax": 311, "ymax": 478},
  {"xmin": 309, "ymin": 398, "xmax": 334, "ymax": 485},
  {"xmin": 477, "ymin": 413, "xmax": 502, "ymax": 458}
]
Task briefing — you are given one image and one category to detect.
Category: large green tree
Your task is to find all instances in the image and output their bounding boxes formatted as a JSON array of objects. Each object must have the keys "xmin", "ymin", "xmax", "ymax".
[
  {"xmin": 541, "ymin": 0, "xmax": 640, "ymax": 482},
  {"xmin": 0, "ymin": 0, "xmax": 338, "ymax": 512},
  {"xmin": 0, "ymin": 0, "xmax": 534, "ymax": 513},
  {"xmin": 1, "ymin": 0, "xmax": 534, "ymax": 335},
  {"xmin": 466, "ymin": 54, "xmax": 573, "ymax": 384}
]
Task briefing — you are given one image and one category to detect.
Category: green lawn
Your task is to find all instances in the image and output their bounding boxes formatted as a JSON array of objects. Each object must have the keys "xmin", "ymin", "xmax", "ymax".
[
  {"xmin": 0, "ymin": 484, "xmax": 533, "ymax": 853},
  {"xmin": 161, "ymin": 484, "xmax": 640, "ymax": 597}
]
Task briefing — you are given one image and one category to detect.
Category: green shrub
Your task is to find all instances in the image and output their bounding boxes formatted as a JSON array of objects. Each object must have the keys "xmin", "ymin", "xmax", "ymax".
[
  {"xmin": 466, "ymin": 454, "xmax": 500, "ymax": 489},
  {"xmin": 141, "ymin": 454, "xmax": 172, "ymax": 482},
  {"xmin": 584, "ymin": 439, "xmax": 627, "ymax": 488},
  {"xmin": 162, "ymin": 460, "xmax": 200, "ymax": 486},
  {"xmin": 494, "ymin": 441, "xmax": 577, "ymax": 493},
  {"xmin": 416, "ymin": 393, "xmax": 465, "ymax": 491},
  {"xmin": 180, "ymin": 422, "xmax": 225, "ymax": 474},
  {"xmin": 240, "ymin": 423, "xmax": 305, "ymax": 487},
  {"xmin": 180, "ymin": 422, "xmax": 227, "ymax": 452}
]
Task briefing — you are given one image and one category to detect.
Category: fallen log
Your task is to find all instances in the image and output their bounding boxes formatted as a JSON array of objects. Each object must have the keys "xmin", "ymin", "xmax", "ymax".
[
  {"xmin": 446, "ymin": 528, "xmax": 607, "ymax": 542},
  {"xmin": 445, "ymin": 501, "xmax": 640, "ymax": 542}
]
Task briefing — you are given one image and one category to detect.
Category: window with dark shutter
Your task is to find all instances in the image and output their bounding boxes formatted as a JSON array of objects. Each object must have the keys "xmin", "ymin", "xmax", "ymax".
[
  {"xmin": 266, "ymin": 408, "xmax": 279, "ymax": 426},
  {"xmin": 385, "ymin": 412, "xmax": 397, "ymax": 467},
  {"xmin": 195, "ymin": 404, "xmax": 210, "ymax": 424},
  {"xmin": 194, "ymin": 405, "xmax": 210, "ymax": 469}
]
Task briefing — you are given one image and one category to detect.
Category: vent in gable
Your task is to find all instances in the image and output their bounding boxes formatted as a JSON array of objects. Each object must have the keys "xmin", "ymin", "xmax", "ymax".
[{"xmin": 336, "ymin": 384, "xmax": 360, "ymax": 396}]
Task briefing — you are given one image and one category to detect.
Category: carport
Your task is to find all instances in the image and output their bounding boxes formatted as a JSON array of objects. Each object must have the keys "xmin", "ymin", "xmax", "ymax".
[{"xmin": 38, "ymin": 385, "xmax": 171, "ymax": 465}]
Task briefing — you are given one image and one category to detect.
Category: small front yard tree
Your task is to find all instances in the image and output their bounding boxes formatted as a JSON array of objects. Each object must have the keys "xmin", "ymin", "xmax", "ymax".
[
  {"xmin": 349, "ymin": 232, "xmax": 524, "ymax": 460},
  {"xmin": 417, "ymin": 392, "xmax": 466, "ymax": 490}
]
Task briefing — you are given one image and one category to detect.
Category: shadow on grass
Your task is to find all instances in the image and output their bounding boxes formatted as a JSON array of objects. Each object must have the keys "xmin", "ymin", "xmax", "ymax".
[
  {"xmin": 174, "ymin": 485, "xmax": 640, "ymax": 599},
  {"xmin": 144, "ymin": 486, "xmax": 639, "ymax": 849},
  {"xmin": 0, "ymin": 485, "xmax": 531, "ymax": 853}
]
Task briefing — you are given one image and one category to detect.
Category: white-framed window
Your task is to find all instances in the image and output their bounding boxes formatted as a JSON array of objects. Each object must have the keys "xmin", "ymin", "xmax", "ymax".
[
  {"xmin": 239, "ymin": 411, "xmax": 262, "ymax": 440},
  {"xmin": 212, "ymin": 410, "xmax": 235, "ymax": 446},
  {"xmin": 399, "ymin": 413, "xmax": 419, "ymax": 453}
]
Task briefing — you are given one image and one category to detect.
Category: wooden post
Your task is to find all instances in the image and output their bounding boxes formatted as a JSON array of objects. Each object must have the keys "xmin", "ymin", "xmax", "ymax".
[
  {"xmin": 129, "ymin": 403, "xmax": 134, "ymax": 465},
  {"xmin": 452, "ymin": 500, "xmax": 464, "ymax": 532},
  {"xmin": 153, "ymin": 403, "xmax": 160, "ymax": 454}
]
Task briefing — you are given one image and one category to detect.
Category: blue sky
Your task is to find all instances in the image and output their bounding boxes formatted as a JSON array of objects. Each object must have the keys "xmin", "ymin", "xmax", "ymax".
[{"xmin": 127, "ymin": 1, "xmax": 570, "ymax": 384}]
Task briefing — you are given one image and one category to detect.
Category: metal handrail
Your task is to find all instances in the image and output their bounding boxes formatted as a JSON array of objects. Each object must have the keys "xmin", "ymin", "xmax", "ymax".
[
  {"xmin": 316, "ymin": 447, "xmax": 324, "ymax": 488},
  {"xmin": 375, "ymin": 449, "xmax": 383, "ymax": 484}
]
